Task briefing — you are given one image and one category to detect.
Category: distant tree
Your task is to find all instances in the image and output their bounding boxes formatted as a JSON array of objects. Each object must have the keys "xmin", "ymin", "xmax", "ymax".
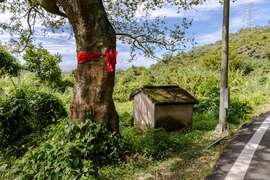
[
  {"xmin": 216, "ymin": 0, "xmax": 230, "ymax": 133},
  {"xmin": 0, "ymin": 46, "xmax": 20, "ymax": 77},
  {"xmin": 23, "ymin": 47, "xmax": 62, "ymax": 85}
]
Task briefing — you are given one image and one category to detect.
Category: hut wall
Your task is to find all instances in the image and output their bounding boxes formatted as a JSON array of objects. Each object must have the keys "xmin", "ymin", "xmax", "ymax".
[
  {"xmin": 133, "ymin": 93, "xmax": 155, "ymax": 130},
  {"xmin": 155, "ymin": 104, "xmax": 193, "ymax": 131}
]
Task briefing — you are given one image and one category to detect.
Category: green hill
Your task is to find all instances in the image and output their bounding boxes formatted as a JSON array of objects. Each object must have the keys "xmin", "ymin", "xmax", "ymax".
[{"xmin": 114, "ymin": 27, "xmax": 270, "ymax": 103}]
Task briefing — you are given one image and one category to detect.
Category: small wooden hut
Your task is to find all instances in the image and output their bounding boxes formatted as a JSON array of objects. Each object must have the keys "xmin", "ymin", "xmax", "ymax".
[{"xmin": 130, "ymin": 86, "xmax": 198, "ymax": 131}]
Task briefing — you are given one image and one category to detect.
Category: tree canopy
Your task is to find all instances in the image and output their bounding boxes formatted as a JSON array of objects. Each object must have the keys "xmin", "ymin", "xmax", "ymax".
[
  {"xmin": 23, "ymin": 46, "xmax": 62, "ymax": 83},
  {"xmin": 0, "ymin": 0, "xmax": 203, "ymax": 58}
]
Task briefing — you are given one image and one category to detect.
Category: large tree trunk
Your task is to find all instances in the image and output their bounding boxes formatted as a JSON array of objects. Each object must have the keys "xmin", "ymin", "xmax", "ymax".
[
  {"xmin": 61, "ymin": 0, "xmax": 119, "ymax": 132},
  {"xmin": 216, "ymin": 0, "xmax": 230, "ymax": 133}
]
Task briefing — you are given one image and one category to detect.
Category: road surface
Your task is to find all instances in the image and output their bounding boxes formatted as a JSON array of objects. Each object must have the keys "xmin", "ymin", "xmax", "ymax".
[{"xmin": 206, "ymin": 112, "xmax": 270, "ymax": 180}]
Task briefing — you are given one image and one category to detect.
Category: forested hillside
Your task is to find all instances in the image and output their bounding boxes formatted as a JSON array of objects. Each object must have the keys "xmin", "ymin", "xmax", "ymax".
[
  {"xmin": 115, "ymin": 27, "xmax": 270, "ymax": 103},
  {"xmin": 0, "ymin": 27, "xmax": 269, "ymax": 179}
]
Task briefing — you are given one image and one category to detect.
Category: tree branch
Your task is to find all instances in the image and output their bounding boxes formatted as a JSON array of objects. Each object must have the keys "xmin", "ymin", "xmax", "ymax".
[
  {"xmin": 18, "ymin": 6, "xmax": 36, "ymax": 52},
  {"xmin": 38, "ymin": 0, "xmax": 67, "ymax": 18}
]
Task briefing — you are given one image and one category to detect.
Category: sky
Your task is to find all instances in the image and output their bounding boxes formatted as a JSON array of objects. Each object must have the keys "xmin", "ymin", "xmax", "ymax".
[{"xmin": 0, "ymin": 0, "xmax": 269, "ymax": 73}]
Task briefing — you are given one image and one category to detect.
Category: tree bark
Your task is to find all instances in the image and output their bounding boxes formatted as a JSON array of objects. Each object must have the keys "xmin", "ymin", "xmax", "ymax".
[
  {"xmin": 216, "ymin": 0, "xmax": 230, "ymax": 133},
  {"xmin": 61, "ymin": 0, "xmax": 119, "ymax": 132}
]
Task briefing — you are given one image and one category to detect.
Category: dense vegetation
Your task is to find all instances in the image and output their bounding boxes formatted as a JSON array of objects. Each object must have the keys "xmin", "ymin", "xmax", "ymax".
[
  {"xmin": 0, "ymin": 46, "xmax": 20, "ymax": 77},
  {"xmin": 23, "ymin": 46, "xmax": 73, "ymax": 91},
  {"xmin": 0, "ymin": 27, "xmax": 269, "ymax": 179},
  {"xmin": 0, "ymin": 89, "xmax": 67, "ymax": 148}
]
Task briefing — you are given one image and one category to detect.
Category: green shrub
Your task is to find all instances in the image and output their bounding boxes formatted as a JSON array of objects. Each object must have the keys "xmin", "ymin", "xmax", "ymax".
[
  {"xmin": 27, "ymin": 91, "xmax": 68, "ymax": 129},
  {"xmin": 194, "ymin": 97, "xmax": 219, "ymax": 113},
  {"xmin": 199, "ymin": 48, "xmax": 220, "ymax": 70},
  {"xmin": 114, "ymin": 67, "xmax": 155, "ymax": 102},
  {"xmin": 22, "ymin": 47, "xmax": 74, "ymax": 92},
  {"xmin": 23, "ymin": 47, "xmax": 62, "ymax": 87},
  {"xmin": 228, "ymin": 98, "xmax": 252, "ymax": 124},
  {"xmin": 0, "ymin": 47, "xmax": 20, "ymax": 77},
  {"xmin": 0, "ymin": 89, "xmax": 67, "ymax": 148},
  {"xmin": 57, "ymin": 78, "xmax": 74, "ymax": 92},
  {"xmin": 0, "ymin": 90, "xmax": 32, "ymax": 146},
  {"xmin": 229, "ymin": 50, "xmax": 254, "ymax": 75},
  {"xmin": 192, "ymin": 111, "xmax": 218, "ymax": 131},
  {"xmin": 12, "ymin": 120, "xmax": 124, "ymax": 179},
  {"xmin": 116, "ymin": 102, "xmax": 133, "ymax": 128},
  {"xmin": 196, "ymin": 73, "xmax": 219, "ymax": 97}
]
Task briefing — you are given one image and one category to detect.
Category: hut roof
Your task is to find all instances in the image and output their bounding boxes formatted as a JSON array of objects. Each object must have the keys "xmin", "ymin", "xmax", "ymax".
[{"xmin": 130, "ymin": 85, "xmax": 198, "ymax": 105}]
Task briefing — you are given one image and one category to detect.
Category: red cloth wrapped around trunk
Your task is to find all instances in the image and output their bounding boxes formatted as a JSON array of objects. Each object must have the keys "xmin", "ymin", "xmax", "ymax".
[{"xmin": 77, "ymin": 49, "xmax": 117, "ymax": 73}]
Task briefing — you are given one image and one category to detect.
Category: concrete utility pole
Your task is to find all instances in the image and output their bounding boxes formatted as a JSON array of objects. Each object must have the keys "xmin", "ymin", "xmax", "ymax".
[{"xmin": 216, "ymin": 0, "xmax": 230, "ymax": 133}]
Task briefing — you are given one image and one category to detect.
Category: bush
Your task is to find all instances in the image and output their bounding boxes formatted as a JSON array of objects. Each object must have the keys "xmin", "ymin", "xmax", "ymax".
[
  {"xmin": 199, "ymin": 48, "xmax": 220, "ymax": 71},
  {"xmin": 12, "ymin": 120, "xmax": 124, "ymax": 179},
  {"xmin": 228, "ymin": 98, "xmax": 252, "ymax": 124},
  {"xmin": 27, "ymin": 91, "xmax": 68, "ymax": 129},
  {"xmin": 23, "ymin": 47, "xmax": 74, "ymax": 92},
  {"xmin": 0, "ymin": 47, "xmax": 20, "ymax": 77},
  {"xmin": 0, "ymin": 89, "xmax": 67, "ymax": 148},
  {"xmin": 194, "ymin": 97, "xmax": 219, "ymax": 113},
  {"xmin": 114, "ymin": 67, "xmax": 155, "ymax": 102},
  {"xmin": 0, "ymin": 90, "xmax": 32, "ymax": 146},
  {"xmin": 23, "ymin": 47, "xmax": 62, "ymax": 86}
]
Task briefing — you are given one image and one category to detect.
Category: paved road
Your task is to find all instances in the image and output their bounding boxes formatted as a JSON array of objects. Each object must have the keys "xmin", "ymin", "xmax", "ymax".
[{"xmin": 206, "ymin": 112, "xmax": 270, "ymax": 180}]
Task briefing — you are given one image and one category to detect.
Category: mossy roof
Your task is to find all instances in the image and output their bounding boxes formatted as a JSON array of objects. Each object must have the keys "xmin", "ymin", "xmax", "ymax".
[{"xmin": 130, "ymin": 85, "xmax": 198, "ymax": 105}]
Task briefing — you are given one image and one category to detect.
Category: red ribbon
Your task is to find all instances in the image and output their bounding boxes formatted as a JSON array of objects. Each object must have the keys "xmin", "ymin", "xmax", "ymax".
[
  {"xmin": 76, "ymin": 48, "xmax": 117, "ymax": 73},
  {"xmin": 105, "ymin": 49, "xmax": 117, "ymax": 73},
  {"xmin": 77, "ymin": 51, "xmax": 101, "ymax": 64}
]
